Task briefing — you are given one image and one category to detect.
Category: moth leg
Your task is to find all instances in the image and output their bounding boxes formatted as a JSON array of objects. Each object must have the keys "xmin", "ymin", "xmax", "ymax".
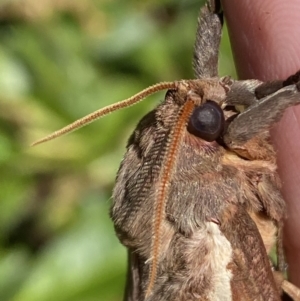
[
  {"xmin": 255, "ymin": 70, "xmax": 300, "ymax": 99},
  {"xmin": 224, "ymin": 79, "xmax": 262, "ymax": 107},
  {"xmin": 224, "ymin": 81, "xmax": 300, "ymax": 147},
  {"xmin": 224, "ymin": 71, "xmax": 300, "ymax": 109},
  {"xmin": 281, "ymin": 279, "xmax": 300, "ymax": 301},
  {"xmin": 193, "ymin": 0, "xmax": 223, "ymax": 78},
  {"xmin": 273, "ymin": 271, "xmax": 300, "ymax": 301},
  {"xmin": 123, "ymin": 251, "xmax": 141, "ymax": 301},
  {"xmin": 276, "ymin": 222, "xmax": 286, "ymax": 273},
  {"xmin": 254, "ymin": 80, "xmax": 284, "ymax": 100},
  {"xmin": 276, "ymin": 218, "xmax": 300, "ymax": 301}
]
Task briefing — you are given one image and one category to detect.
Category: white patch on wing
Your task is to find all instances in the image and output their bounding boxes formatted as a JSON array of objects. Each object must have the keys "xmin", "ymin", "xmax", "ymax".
[
  {"xmin": 206, "ymin": 222, "xmax": 233, "ymax": 301},
  {"xmin": 166, "ymin": 221, "xmax": 233, "ymax": 300}
]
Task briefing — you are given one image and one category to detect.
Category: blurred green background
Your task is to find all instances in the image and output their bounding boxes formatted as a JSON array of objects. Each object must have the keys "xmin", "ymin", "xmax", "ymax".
[{"xmin": 0, "ymin": 0, "xmax": 235, "ymax": 300}]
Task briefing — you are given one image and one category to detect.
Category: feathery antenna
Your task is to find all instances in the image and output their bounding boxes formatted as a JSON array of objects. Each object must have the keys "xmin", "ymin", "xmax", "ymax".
[
  {"xmin": 145, "ymin": 99, "xmax": 195, "ymax": 298},
  {"xmin": 32, "ymin": 81, "xmax": 177, "ymax": 146}
]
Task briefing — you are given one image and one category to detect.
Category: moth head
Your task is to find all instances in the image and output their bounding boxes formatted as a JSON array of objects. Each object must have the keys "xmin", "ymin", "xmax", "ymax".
[
  {"xmin": 175, "ymin": 78, "xmax": 235, "ymax": 144},
  {"xmin": 31, "ymin": 78, "xmax": 235, "ymax": 147},
  {"xmin": 187, "ymin": 100, "xmax": 225, "ymax": 142}
]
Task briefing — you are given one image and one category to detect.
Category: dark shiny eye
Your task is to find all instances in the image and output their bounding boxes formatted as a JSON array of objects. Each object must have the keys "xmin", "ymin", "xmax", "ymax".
[{"xmin": 187, "ymin": 101, "xmax": 225, "ymax": 142}]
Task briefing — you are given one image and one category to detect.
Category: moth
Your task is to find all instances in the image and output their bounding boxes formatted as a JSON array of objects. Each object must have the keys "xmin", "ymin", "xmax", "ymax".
[{"xmin": 33, "ymin": 0, "xmax": 300, "ymax": 300}]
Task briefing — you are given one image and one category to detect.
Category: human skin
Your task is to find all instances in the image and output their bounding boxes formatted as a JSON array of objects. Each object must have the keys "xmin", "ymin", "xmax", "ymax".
[{"xmin": 222, "ymin": 0, "xmax": 300, "ymax": 287}]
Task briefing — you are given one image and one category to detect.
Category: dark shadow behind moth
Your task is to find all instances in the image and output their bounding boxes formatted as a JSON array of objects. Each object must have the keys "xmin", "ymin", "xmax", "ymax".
[{"xmin": 33, "ymin": 0, "xmax": 300, "ymax": 300}]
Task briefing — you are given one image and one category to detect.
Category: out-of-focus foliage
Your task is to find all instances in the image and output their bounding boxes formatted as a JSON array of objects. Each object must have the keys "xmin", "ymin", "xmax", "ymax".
[{"xmin": 0, "ymin": 0, "xmax": 235, "ymax": 300}]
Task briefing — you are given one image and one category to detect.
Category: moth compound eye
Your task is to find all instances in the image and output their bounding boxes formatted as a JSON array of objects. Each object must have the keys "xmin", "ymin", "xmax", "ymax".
[{"xmin": 187, "ymin": 101, "xmax": 225, "ymax": 141}]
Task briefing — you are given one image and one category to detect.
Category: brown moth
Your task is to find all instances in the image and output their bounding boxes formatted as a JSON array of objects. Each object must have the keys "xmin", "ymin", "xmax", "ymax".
[{"xmin": 32, "ymin": 0, "xmax": 300, "ymax": 300}]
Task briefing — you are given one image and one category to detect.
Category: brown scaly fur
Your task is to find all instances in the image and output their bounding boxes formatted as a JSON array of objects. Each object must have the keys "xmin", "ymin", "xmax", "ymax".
[{"xmin": 112, "ymin": 72, "xmax": 300, "ymax": 300}]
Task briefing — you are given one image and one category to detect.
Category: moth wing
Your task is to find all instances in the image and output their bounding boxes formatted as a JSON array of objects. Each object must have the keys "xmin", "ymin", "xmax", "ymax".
[
  {"xmin": 123, "ymin": 251, "xmax": 142, "ymax": 301},
  {"xmin": 220, "ymin": 205, "xmax": 281, "ymax": 301}
]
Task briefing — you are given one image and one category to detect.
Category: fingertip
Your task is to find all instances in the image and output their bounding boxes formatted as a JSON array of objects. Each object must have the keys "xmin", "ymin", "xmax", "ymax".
[
  {"xmin": 222, "ymin": 0, "xmax": 300, "ymax": 80},
  {"xmin": 222, "ymin": 0, "xmax": 300, "ymax": 286}
]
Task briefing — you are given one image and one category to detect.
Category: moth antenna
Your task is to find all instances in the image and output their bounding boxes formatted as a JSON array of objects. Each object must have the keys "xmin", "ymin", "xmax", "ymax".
[
  {"xmin": 31, "ymin": 81, "xmax": 177, "ymax": 146},
  {"xmin": 145, "ymin": 99, "xmax": 195, "ymax": 298}
]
